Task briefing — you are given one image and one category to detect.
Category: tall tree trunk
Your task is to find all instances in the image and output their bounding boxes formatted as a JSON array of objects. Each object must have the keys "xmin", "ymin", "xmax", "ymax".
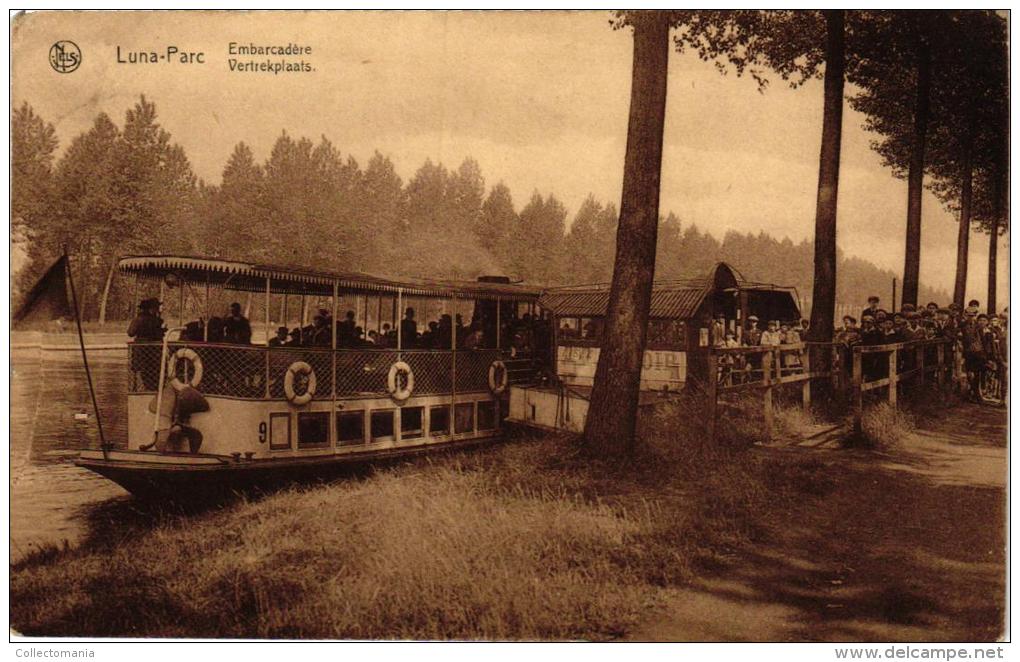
[
  {"xmin": 583, "ymin": 13, "xmax": 669, "ymax": 457},
  {"xmin": 901, "ymin": 33, "xmax": 932, "ymax": 307},
  {"xmin": 807, "ymin": 10, "xmax": 845, "ymax": 343},
  {"xmin": 952, "ymin": 132, "xmax": 974, "ymax": 308}
]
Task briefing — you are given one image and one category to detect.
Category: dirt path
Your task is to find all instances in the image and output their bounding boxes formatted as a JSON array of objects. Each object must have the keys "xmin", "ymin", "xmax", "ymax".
[{"xmin": 626, "ymin": 402, "xmax": 1007, "ymax": 642}]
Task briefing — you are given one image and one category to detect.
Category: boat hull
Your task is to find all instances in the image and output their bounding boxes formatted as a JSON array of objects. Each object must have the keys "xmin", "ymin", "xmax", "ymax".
[{"xmin": 77, "ymin": 435, "xmax": 501, "ymax": 500}]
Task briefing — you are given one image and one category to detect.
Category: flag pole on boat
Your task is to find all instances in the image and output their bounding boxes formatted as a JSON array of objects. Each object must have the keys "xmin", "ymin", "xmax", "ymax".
[{"xmin": 63, "ymin": 246, "xmax": 109, "ymax": 459}]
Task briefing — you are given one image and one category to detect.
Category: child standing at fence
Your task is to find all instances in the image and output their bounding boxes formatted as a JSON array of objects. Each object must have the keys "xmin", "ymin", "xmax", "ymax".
[{"xmin": 761, "ymin": 320, "xmax": 782, "ymax": 346}]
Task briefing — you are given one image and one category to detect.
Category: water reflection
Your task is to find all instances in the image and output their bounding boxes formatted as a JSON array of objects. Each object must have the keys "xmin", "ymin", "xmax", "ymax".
[{"xmin": 11, "ymin": 350, "xmax": 132, "ymax": 560}]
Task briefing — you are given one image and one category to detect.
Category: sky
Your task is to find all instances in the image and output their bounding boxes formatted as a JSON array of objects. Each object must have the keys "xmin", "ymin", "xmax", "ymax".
[{"xmin": 11, "ymin": 10, "xmax": 1008, "ymax": 302}]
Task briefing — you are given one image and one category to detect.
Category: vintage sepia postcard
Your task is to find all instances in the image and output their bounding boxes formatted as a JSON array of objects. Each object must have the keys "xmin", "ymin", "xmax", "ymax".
[{"xmin": 9, "ymin": 9, "xmax": 1009, "ymax": 651}]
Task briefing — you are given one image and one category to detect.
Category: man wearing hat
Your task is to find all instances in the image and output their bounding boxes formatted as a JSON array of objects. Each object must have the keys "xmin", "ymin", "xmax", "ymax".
[
  {"xmin": 744, "ymin": 315, "xmax": 762, "ymax": 346},
  {"xmin": 860, "ymin": 314, "xmax": 881, "ymax": 345},
  {"xmin": 127, "ymin": 298, "xmax": 165, "ymax": 342},
  {"xmin": 268, "ymin": 326, "xmax": 289, "ymax": 347},
  {"xmin": 966, "ymin": 299, "xmax": 981, "ymax": 317},
  {"xmin": 127, "ymin": 298, "xmax": 166, "ymax": 390},
  {"xmin": 861, "ymin": 296, "xmax": 880, "ymax": 324}
]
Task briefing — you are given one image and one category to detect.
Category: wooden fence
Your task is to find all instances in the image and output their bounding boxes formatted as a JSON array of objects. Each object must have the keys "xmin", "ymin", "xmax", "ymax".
[
  {"xmin": 850, "ymin": 338, "xmax": 957, "ymax": 433},
  {"xmin": 706, "ymin": 338, "xmax": 958, "ymax": 443}
]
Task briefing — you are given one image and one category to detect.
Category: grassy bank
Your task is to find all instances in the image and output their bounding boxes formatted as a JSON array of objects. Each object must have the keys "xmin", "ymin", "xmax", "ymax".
[{"xmin": 11, "ymin": 402, "xmax": 828, "ymax": 639}]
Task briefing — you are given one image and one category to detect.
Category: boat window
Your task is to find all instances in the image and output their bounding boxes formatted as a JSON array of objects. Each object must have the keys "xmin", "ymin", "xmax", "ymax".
[
  {"xmin": 297, "ymin": 411, "xmax": 330, "ymax": 448},
  {"xmin": 337, "ymin": 411, "xmax": 365, "ymax": 446},
  {"xmin": 558, "ymin": 317, "xmax": 580, "ymax": 339},
  {"xmin": 647, "ymin": 319, "xmax": 687, "ymax": 348},
  {"xmin": 579, "ymin": 318, "xmax": 604, "ymax": 340},
  {"xmin": 270, "ymin": 413, "xmax": 291, "ymax": 450},
  {"xmin": 477, "ymin": 401, "xmax": 497, "ymax": 430},
  {"xmin": 371, "ymin": 410, "xmax": 395, "ymax": 441},
  {"xmin": 429, "ymin": 406, "xmax": 450, "ymax": 436},
  {"xmin": 401, "ymin": 407, "xmax": 424, "ymax": 440},
  {"xmin": 454, "ymin": 402, "xmax": 475, "ymax": 434}
]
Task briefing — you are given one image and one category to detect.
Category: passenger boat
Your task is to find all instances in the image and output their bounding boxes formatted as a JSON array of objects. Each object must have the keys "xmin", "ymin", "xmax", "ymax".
[{"xmin": 75, "ymin": 255, "xmax": 545, "ymax": 498}]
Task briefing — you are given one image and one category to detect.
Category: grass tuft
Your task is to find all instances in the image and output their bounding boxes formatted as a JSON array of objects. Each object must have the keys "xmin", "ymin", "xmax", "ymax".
[{"xmin": 849, "ymin": 402, "xmax": 914, "ymax": 450}]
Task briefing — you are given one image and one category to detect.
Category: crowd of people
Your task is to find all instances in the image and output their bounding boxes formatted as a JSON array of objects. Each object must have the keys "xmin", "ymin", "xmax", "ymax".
[
  {"xmin": 704, "ymin": 295, "xmax": 1008, "ymax": 404},
  {"xmin": 127, "ymin": 299, "xmax": 253, "ymax": 344},
  {"xmin": 128, "ymin": 292, "xmax": 1007, "ymax": 403},
  {"xmin": 832, "ymin": 296, "xmax": 1008, "ymax": 403},
  {"xmin": 128, "ymin": 298, "xmax": 551, "ymax": 356}
]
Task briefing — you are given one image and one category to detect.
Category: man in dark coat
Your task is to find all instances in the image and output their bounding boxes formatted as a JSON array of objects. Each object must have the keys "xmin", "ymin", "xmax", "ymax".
[
  {"xmin": 861, "ymin": 296, "xmax": 881, "ymax": 324},
  {"xmin": 127, "ymin": 298, "xmax": 166, "ymax": 389},
  {"xmin": 401, "ymin": 307, "xmax": 419, "ymax": 348},
  {"xmin": 223, "ymin": 302, "xmax": 252, "ymax": 344},
  {"xmin": 127, "ymin": 298, "xmax": 165, "ymax": 342},
  {"xmin": 961, "ymin": 314, "xmax": 990, "ymax": 401},
  {"xmin": 268, "ymin": 326, "xmax": 289, "ymax": 347}
]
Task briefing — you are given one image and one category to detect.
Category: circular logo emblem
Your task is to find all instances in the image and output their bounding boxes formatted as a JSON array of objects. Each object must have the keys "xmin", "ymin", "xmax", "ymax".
[{"xmin": 49, "ymin": 41, "xmax": 81, "ymax": 73}]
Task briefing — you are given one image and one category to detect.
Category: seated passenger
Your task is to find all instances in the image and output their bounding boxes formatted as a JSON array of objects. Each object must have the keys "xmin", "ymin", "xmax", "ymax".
[
  {"xmin": 462, "ymin": 324, "xmax": 484, "ymax": 350},
  {"xmin": 286, "ymin": 327, "xmax": 303, "ymax": 347},
  {"xmin": 181, "ymin": 319, "xmax": 205, "ymax": 342},
  {"xmin": 301, "ymin": 324, "xmax": 316, "ymax": 346},
  {"xmin": 438, "ymin": 314, "xmax": 453, "ymax": 349},
  {"xmin": 353, "ymin": 326, "xmax": 373, "ymax": 348},
  {"xmin": 268, "ymin": 326, "xmax": 289, "ymax": 347},
  {"xmin": 206, "ymin": 316, "xmax": 225, "ymax": 343},
  {"xmin": 419, "ymin": 321, "xmax": 440, "ymax": 348}
]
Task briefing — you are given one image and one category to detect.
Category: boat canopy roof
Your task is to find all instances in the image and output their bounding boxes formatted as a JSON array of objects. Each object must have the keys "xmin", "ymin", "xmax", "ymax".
[{"xmin": 118, "ymin": 255, "xmax": 543, "ymax": 302}]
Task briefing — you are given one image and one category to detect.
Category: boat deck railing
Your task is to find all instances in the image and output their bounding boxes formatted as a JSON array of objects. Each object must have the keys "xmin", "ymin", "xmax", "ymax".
[{"xmin": 129, "ymin": 342, "xmax": 508, "ymax": 400}]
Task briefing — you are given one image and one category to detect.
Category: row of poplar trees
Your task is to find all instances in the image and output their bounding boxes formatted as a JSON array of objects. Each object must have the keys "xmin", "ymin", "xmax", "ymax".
[{"xmin": 584, "ymin": 10, "xmax": 1008, "ymax": 455}]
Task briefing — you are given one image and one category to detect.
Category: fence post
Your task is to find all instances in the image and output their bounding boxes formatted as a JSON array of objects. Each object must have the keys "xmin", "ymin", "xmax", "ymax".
[
  {"xmin": 852, "ymin": 346, "xmax": 863, "ymax": 434},
  {"xmin": 888, "ymin": 347, "xmax": 898, "ymax": 407},
  {"xmin": 801, "ymin": 345, "xmax": 811, "ymax": 412},
  {"xmin": 707, "ymin": 350, "xmax": 718, "ymax": 447},
  {"xmin": 936, "ymin": 342, "xmax": 945, "ymax": 388},
  {"xmin": 916, "ymin": 345, "xmax": 925, "ymax": 386},
  {"xmin": 762, "ymin": 350, "xmax": 774, "ymax": 441}
]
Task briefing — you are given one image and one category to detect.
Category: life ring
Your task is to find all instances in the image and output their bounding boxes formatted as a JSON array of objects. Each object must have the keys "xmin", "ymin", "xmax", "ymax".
[
  {"xmin": 387, "ymin": 361, "xmax": 414, "ymax": 401},
  {"xmin": 488, "ymin": 360, "xmax": 508, "ymax": 395},
  {"xmin": 284, "ymin": 361, "xmax": 317, "ymax": 406},
  {"xmin": 168, "ymin": 348, "xmax": 203, "ymax": 391}
]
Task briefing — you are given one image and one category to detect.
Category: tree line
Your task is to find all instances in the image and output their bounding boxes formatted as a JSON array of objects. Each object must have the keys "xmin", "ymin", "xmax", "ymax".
[{"xmin": 12, "ymin": 95, "xmax": 945, "ymax": 322}]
